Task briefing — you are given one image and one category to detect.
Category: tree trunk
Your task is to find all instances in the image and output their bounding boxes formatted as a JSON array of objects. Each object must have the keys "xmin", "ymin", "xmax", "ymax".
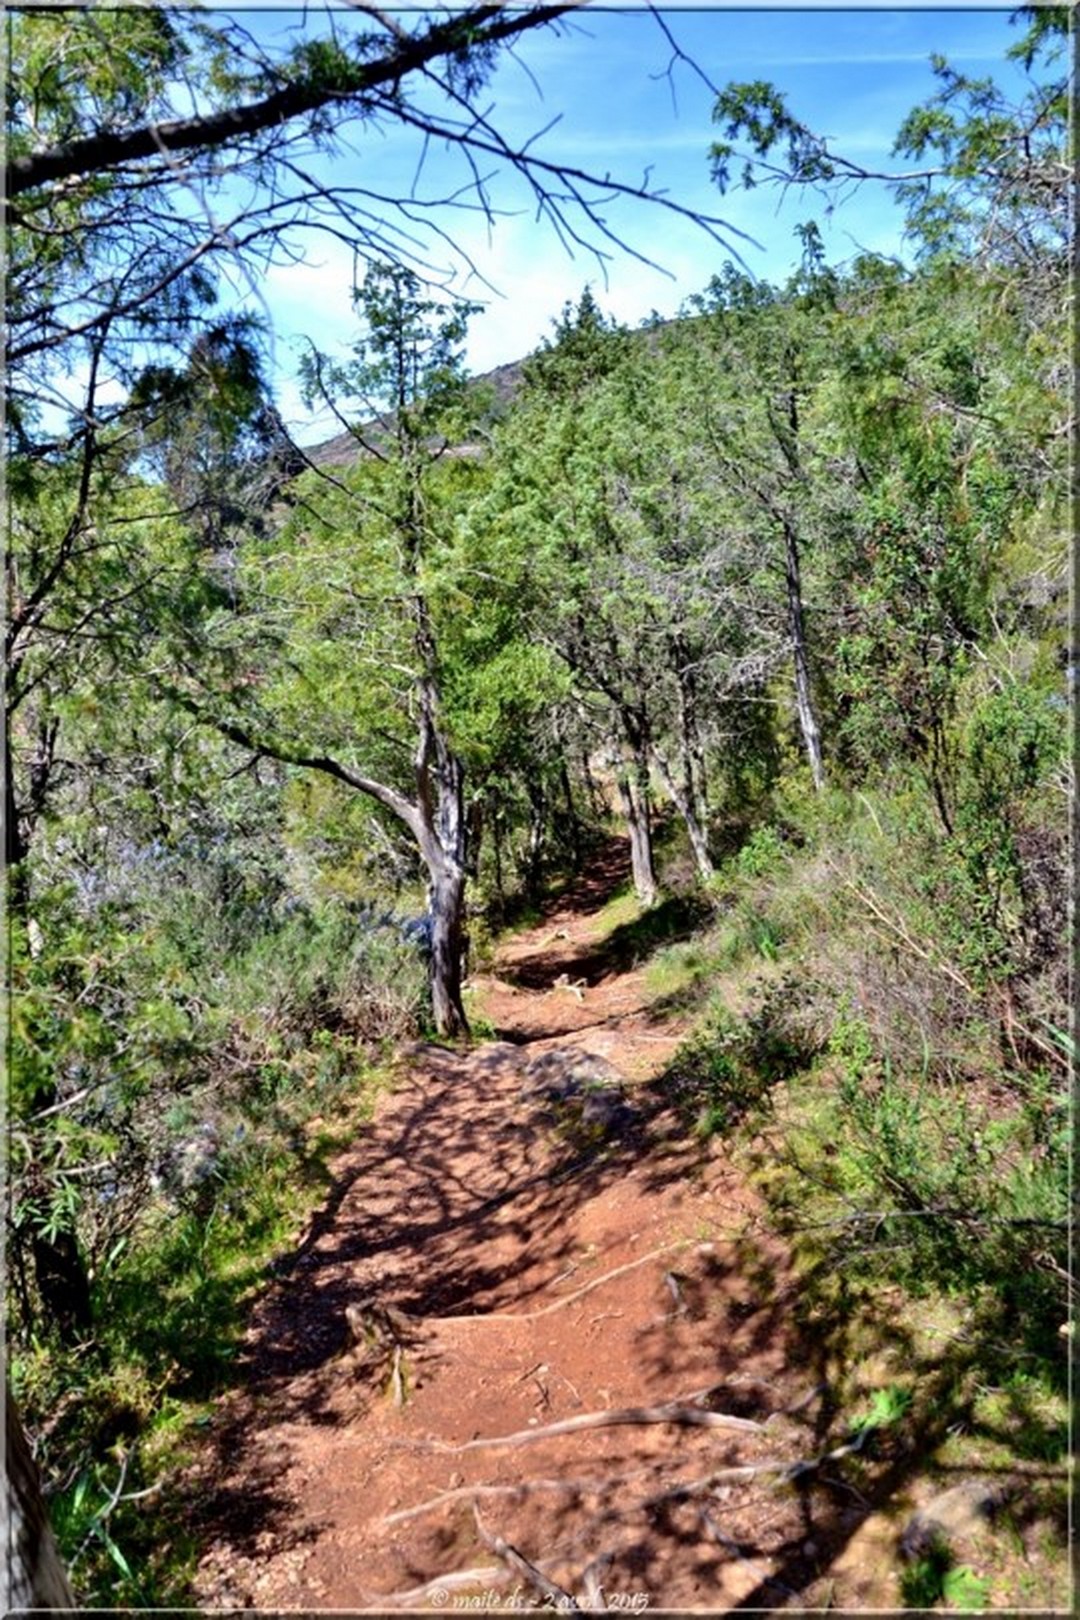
[
  {"xmin": 774, "ymin": 367, "xmax": 825, "ymax": 793},
  {"xmin": 428, "ymin": 863, "xmax": 468, "ymax": 1037},
  {"xmin": 5, "ymin": 718, "xmax": 29, "ymax": 916},
  {"xmin": 670, "ymin": 634, "xmax": 708, "ymax": 820},
  {"xmin": 490, "ymin": 799, "xmax": 505, "ymax": 909},
  {"xmin": 6, "ymin": 720, "xmax": 95, "ymax": 1347},
  {"xmin": 580, "ymin": 745, "xmax": 605, "ymax": 821},
  {"xmin": 4, "ymin": 1387, "xmax": 76, "ymax": 1610},
  {"xmin": 783, "ymin": 516, "xmax": 825, "ymax": 791},
  {"xmin": 653, "ymin": 746, "xmax": 714, "ymax": 882},
  {"xmin": 615, "ymin": 749, "xmax": 658, "ymax": 906},
  {"xmin": 558, "ymin": 760, "xmax": 584, "ymax": 868},
  {"xmin": 525, "ymin": 778, "xmax": 546, "ymax": 898},
  {"xmin": 418, "ymin": 734, "xmax": 470, "ymax": 1038}
]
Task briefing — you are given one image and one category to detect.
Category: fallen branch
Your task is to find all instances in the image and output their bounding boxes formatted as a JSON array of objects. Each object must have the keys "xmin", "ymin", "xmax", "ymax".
[
  {"xmin": 422, "ymin": 1391, "xmax": 765, "ymax": 1454},
  {"xmin": 473, "ymin": 1504, "xmax": 582, "ymax": 1610}
]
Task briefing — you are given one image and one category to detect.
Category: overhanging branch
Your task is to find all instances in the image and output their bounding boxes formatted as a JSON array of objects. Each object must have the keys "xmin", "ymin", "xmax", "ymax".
[
  {"xmin": 162, "ymin": 683, "xmax": 423, "ymax": 839},
  {"xmin": 7, "ymin": 5, "xmax": 579, "ymax": 197}
]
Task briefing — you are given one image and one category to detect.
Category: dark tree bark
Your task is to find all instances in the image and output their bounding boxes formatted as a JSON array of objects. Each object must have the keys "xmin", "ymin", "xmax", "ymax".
[
  {"xmin": 415, "ymin": 722, "xmax": 470, "ymax": 1037},
  {"xmin": 488, "ymin": 795, "xmax": 506, "ymax": 908},
  {"xmin": 4, "ymin": 722, "xmax": 29, "ymax": 916},
  {"xmin": 668, "ymin": 632, "xmax": 709, "ymax": 821},
  {"xmin": 4, "ymin": 1388, "xmax": 76, "ymax": 1610},
  {"xmin": 29, "ymin": 1231, "xmax": 93, "ymax": 1348},
  {"xmin": 774, "ymin": 369, "xmax": 827, "ymax": 793},
  {"xmin": 525, "ymin": 778, "xmax": 546, "ymax": 898},
  {"xmin": 428, "ymin": 864, "xmax": 469, "ymax": 1036},
  {"xmin": 7, "ymin": 716, "xmax": 95, "ymax": 1347},
  {"xmin": 558, "ymin": 760, "xmax": 585, "ymax": 868},
  {"xmin": 611, "ymin": 703, "xmax": 659, "ymax": 906},
  {"xmin": 579, "ymin": 742, "xmax": 606, "ymax": 823}
]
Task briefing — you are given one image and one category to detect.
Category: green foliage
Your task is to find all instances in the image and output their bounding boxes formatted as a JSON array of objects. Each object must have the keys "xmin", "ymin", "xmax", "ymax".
[
  {"xmin": 849, "ymin": 1382, "xmax": 914, "ymax": 1435},
  {"xmin": 9, "ymin": 867, "xmax": 403, "ymax": 1601},
  {"xmin": 710, "ymin": 79, "xmax": 836, "ymax": 194},
  {"xmin": 822, "ymin": 1010, "xmax": 1067, "ymax": 1354},
  {"xmin": 7, "ymin": 9, "xmax": 183, "ymax": 160},
  {"xmin": 8, "ymin": 830, "xmax": 423, "ymax": 1338},
  {"xmin": 709, "ymin": 12, "xmax": 1068, "ymax": 269},
  {"xmin": 901, "ymin": 1537, "xmax": 991, "ymax": 1611},
  {"xmin": 5, "ymin": 16, "xmax": 1069, "ymax": 1602},
  {"xmin": 664, "ymin": 974, "xmax": 817, "ymax": 1139},
  {"xmin": 300, "ymin": 262, "xmax": 482, "ymax": 445},
  {"xmin": 733, "ymin": 825, "xmax": 788, "ymax": 879}
]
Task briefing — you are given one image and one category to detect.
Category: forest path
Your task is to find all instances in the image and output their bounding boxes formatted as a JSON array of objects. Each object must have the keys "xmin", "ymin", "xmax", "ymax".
[{"xmin": 187, "ymin": 841, "xmax": 851, "ymax": 1611}]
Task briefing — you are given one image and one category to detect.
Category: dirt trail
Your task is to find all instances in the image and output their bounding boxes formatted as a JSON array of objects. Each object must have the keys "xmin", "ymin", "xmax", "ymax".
[{"xmin": 186, "ymin": 843, "xmax": 861, "ymax": 1611}]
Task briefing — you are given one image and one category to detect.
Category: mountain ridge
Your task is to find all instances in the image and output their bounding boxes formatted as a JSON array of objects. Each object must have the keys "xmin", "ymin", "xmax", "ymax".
[{"xmin": 301, "ymin": 354, "xmax": 528, "ymax": 470}]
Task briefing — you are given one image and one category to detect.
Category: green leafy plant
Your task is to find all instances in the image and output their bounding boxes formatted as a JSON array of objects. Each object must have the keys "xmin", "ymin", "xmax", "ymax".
[
  {"xmin": 849, "ymin": 1383, "xmax": 914, "ymax": 1435},
  {"xmin": 900, "ymin": 1535, "xmax": 990, "ymax": 1611},
  {"xmin": 735, "ymin": 825, "xmax": 788, "ymax": 878},
  {"xmin": 942, "ymin": 1565, "xmax": 991, "ymax": 1610},
  {"xmin": 664, "ymin": 974, "xmax": 817, "ymax": 1139}
]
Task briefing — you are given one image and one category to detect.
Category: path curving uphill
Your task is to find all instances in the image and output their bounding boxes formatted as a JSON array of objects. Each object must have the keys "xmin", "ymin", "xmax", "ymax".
[{"xmin": 186, "ymin": 844, "xmax": 846, "ymax": 1610}]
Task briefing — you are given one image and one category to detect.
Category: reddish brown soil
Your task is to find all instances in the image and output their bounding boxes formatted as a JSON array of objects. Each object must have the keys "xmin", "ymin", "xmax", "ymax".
[{"xmin": 183, "ymin": 846, "xmax": 876, "ymax": 1611}]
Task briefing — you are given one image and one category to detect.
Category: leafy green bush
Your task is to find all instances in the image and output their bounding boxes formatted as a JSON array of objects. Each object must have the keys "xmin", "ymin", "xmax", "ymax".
[
  {"xmin": 901, "ymin": 1538, "xmax": 991, "ymax": 1611},
  {"xmin": 734, "ymin": 824, "xmax": 788, "ymax": 878},
  {"xmin": 821, "ymin": 1008, "xmax": 1068, "ymax": 1358},
  {"xmin": 661, "ymin": 973, "xmax": 818, "ymax": 1138},
  {"xmin": 7, "ymin": 854, "xmax": 425, "ymax": 1603}
]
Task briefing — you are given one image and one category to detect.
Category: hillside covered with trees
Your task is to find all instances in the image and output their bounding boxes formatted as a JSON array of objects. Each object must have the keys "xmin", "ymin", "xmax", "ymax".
[{"xmin": 6, "ymin": 3, "xmax": 1069, "ymax": 1608}]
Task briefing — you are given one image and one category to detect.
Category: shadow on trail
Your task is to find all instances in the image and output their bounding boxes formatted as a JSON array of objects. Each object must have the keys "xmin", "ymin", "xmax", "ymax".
[
  {"xmin": 722, "ymin": 1282, "xmax": 1070, "ymax": 1611},
  {"xmin": 527, "ymin": 834, "xmax": 634, "ymax": 921},
  {"xmin": 175, "ymin": 831, "xmax": 1069, "ymax": 1608},
  {"xmin": 502, "ymin": 893, "xmax": 711, "ymax": 995},
  {"xmin": 181, "ymin": 1052, "xmax": 1070, "ymax": 1608},
  {"xmin": 178, "ymin": 1047, "xmax": 725, "ymax": 1581}
]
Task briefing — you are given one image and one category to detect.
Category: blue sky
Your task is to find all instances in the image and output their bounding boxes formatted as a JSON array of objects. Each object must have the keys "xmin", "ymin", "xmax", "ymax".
[{"xmin": 224, "ymin": 6, "xmax": 1033, "ymax": 443}]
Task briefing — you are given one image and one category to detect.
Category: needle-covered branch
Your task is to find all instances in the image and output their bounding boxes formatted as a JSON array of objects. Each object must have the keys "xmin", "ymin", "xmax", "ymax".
[{"xmin": 7, "ymin": 5, "xmax": 578, "ymax": 197}]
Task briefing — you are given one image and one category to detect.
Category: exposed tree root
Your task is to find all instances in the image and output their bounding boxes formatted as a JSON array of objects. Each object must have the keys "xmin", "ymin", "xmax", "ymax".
[
  {"xmin": 368, "ymin": 1565, "xmax": 511, "ymax": 1607},
  {"xmin": 419, "ymin": 1390, "xmax": 766, "ymax": 1455},
  {"xmin": 382, "ymin": 1467, "xmax": 656, "ymax": 1527},
  {"xmin": 698, "ymin": 1506, "xmax": 797, "ymax": 1599},
  {"xmin": 639, "ymin": 1419, "xmax": 874, "ymax": 1511},
  {"xmin": 473, "ymin": 1504, "xmax": 582, "ymax": 1610}
]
